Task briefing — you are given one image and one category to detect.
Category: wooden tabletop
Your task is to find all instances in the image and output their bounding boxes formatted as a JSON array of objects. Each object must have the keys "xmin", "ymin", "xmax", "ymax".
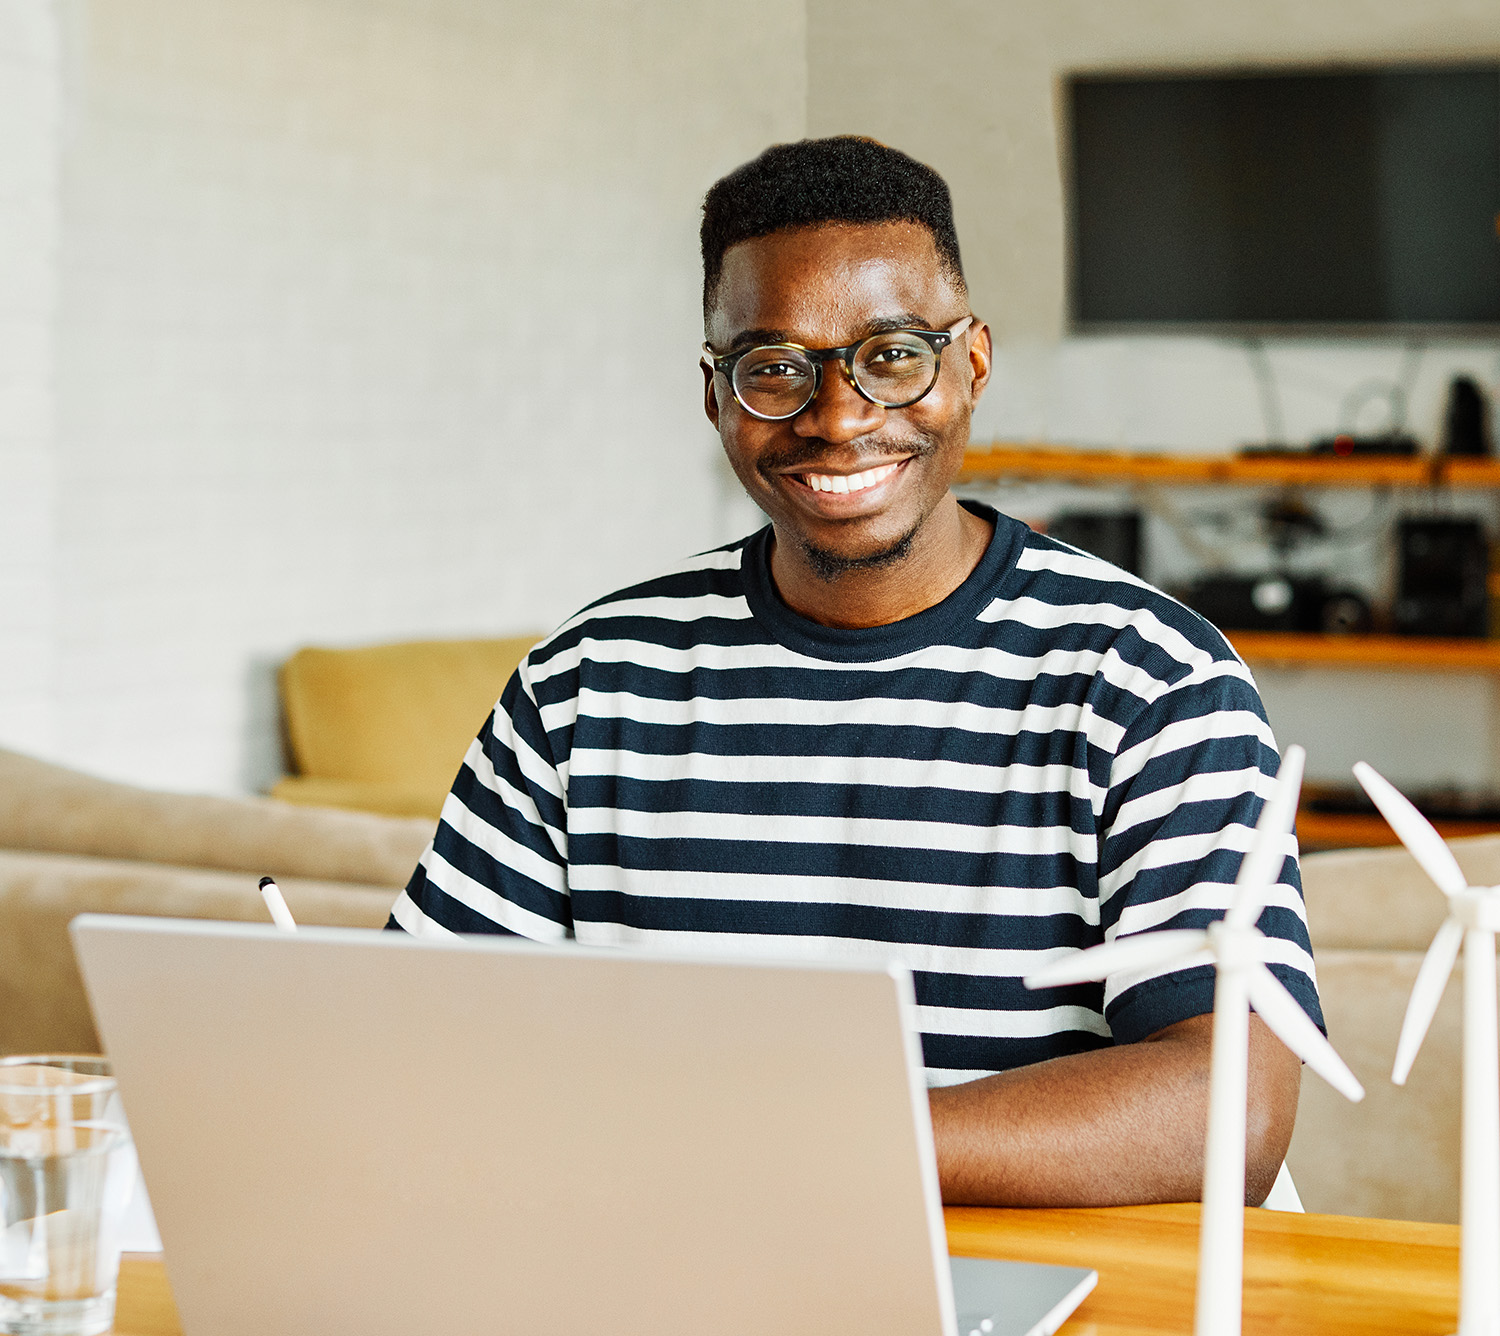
[
  {"xmin": 948, "ymin": 1204, "xmax": 1459, "ymax": 1335},
  {"xmin": 112, "ymin": 1202, "xmax": 1460, "ymax": 1334}
]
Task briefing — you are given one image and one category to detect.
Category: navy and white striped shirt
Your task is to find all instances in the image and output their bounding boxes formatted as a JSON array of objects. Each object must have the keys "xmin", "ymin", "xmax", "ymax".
[{"xmin": 391, "ymin": 504, "xmax": 1322, "ymax": 1085}]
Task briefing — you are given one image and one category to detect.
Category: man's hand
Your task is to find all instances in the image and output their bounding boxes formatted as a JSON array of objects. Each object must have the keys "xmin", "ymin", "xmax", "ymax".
[{"xmin": 928, "ymin": 1013, "xmax": 1302, "ymax": 1207}]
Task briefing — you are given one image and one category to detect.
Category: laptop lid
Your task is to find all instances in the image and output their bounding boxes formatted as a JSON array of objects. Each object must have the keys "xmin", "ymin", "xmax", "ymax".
[{"xmin": 73, "ymin": 916, "xmax": 957, "ymax": 1336}]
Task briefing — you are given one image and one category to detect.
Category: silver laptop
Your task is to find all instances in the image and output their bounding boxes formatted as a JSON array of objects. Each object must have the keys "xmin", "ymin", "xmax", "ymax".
[{"xmin": 72, "ymin": 916, "xmax": 1096, "ymax": 1336}]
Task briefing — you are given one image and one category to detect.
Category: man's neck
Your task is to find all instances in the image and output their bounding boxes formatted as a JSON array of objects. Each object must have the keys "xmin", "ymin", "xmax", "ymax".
[{"xmin": 767, "ymin": 499, "xmax": 994, "ymax": 629}]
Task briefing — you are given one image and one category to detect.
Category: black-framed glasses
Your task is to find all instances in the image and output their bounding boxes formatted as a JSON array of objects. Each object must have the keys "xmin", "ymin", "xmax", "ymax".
[{"xmin": 702, "ymin": 316, "xmax": 974, "ymax": 421}]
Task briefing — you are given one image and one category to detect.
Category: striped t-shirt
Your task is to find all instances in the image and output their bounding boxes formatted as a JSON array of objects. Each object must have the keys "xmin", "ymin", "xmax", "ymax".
[{"xmin": 390, "ymin": 503, "xmax": 1322, "ymax": 1085}]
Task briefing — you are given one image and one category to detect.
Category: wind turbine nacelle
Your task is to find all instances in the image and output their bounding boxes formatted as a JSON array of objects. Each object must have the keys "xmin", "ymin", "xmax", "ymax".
[{"xmin": 1449, "ymin": 890, "xmax": 1500, "ymax": 932}]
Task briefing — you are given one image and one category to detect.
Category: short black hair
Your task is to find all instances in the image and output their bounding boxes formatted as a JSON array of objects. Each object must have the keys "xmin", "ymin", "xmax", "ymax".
[{"xmin": 700, "ymin": 136, "xmax": 966, "ymax": 322}]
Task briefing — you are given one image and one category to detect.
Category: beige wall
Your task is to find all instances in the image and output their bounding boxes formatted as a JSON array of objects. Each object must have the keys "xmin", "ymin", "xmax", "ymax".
[{"xmin": 807, "ymin": 0, "xmax": 1500, "ymax": 342}]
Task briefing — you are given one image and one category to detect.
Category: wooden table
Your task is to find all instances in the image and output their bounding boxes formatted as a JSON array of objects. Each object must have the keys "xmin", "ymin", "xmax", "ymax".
[
  {"xmin": 112, "ymin": 1203, "xmax": 1460, "ymax": 1334},
  {"xmin": 947, "ymin": 1204, "xmax": 1459, "ymax": 1335}
]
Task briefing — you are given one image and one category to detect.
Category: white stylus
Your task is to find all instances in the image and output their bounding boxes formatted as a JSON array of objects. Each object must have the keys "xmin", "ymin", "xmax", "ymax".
[{"xmin": 257, "ymin": 876, "xmax": 298, "ymax": 932}]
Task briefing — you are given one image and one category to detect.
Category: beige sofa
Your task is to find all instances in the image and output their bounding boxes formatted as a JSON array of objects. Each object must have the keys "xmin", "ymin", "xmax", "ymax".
[
  {"xmin": 0, "ymin": 748, "xmax": 433, "ymax": 1054},
  {"xmin": 1287, "ymin": 839, "xmax": 1484, "ymax": 1224},
  {"xmin": 0, "ymin": 745, "xmax": 1478, "ymax": 1223}
]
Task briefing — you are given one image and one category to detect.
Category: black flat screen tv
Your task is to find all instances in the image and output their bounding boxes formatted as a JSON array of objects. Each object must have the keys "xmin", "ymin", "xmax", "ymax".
[{"xmin": 1066, "ymin": 64, "xmax": 1500, "ymax": 332}]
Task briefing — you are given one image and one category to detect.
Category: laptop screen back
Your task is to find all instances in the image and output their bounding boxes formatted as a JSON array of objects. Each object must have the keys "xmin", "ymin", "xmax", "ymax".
[{"xmin": 73, "ymin": 918, "xmax": 955, "ymax": 1336}]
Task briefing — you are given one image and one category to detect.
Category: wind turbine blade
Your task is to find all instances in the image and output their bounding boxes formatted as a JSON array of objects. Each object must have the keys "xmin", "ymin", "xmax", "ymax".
[
  {"xmin": 1245, "ymin": 961, "xmax": 1365, "ymax": 1102},
  {"xmin": 1392, "ymin": 917, "xmax": 1465, "ymax": 1086},
  {"xmin": 1023, "ymin": 930, "xmax": 1210, "ymax": 989},
  {"xmin": 1226, "ymin": 744, "xmax": 1306, "ymax": 931},
  {"xmin": 1353, "ymin": 762, "xmax": 1468, "ymax": 899}
]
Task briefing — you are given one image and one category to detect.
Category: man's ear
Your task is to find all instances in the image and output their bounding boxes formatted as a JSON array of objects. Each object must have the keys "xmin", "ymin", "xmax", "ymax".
[
  {"xmin": 702, "ymin": 361, "xmax": 722, "ymax": 431},
  {"xmin": 966, "ymin": 319, "xmax": 993, "ymax": 406}
]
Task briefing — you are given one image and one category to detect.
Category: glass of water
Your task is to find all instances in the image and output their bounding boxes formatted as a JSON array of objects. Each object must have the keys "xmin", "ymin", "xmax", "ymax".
[{"xmin": 0, "ymin": 1058, "xmax": 135, "ymax": 1336}]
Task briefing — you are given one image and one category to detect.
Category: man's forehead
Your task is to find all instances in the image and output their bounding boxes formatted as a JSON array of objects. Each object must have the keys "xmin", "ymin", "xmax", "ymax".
[{"xmin": 707, "ymin": 220, "xmax": 959, "ymax": 346}]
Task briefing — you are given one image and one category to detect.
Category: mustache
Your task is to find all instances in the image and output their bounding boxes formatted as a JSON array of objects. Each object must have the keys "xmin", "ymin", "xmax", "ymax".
[{"xmin": 756, "ymin": 432, "xmax": 940, "ymax": 473}]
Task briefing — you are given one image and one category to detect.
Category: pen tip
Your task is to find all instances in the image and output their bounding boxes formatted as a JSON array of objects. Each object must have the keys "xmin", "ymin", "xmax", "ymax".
[{"xmin": 258, "ymin": 876, "xmax": 276, "ymax": 890}]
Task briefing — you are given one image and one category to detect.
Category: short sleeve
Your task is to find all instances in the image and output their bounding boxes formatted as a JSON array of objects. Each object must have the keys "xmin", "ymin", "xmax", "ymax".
[{"xmin": 1095, "ymin": 660, "xmax": 1324, "ymax": 1045}]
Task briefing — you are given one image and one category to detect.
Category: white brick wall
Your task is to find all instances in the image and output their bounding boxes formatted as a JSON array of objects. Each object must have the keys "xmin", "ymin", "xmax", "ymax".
[
  {"xmin": 0, "ymin": 0, "xmax": 61, "ymax": 757},
  {"xmin": 19, "ymin": 0, "xmax": 804, "ymax": 794}
]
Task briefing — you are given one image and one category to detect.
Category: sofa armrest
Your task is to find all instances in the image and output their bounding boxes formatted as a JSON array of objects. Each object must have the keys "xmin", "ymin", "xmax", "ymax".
[
  {"xmin": 0, "ymin": 747, "xmax": 433, "ymax": 887},
  {"xmin": 0, "ymin": 848, "xmax": 398, "ymax": 1055}
]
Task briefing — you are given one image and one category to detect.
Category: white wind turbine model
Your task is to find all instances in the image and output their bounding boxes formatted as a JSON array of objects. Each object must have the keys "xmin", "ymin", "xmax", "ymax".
[
  {"xmin": 1026, "ymin": 744, "xmax": 1364, "ymax": 1336},
  {"xmin": 1353, "ymin": 761, "xmax": 1499, "ymax": 1336}
]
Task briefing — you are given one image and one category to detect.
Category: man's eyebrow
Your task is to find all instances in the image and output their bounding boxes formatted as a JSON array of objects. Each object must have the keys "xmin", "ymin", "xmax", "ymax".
[
  {"xmin": 862, "ymin": 312, "xmax": 935, "ymax": 335},
  {"xmin": 724, "ymin": 328, "xmax": 792, "ymax": 353},
  {"xmin": 721, "ymin": 312, "xmax": 936, "ymax": 354}
]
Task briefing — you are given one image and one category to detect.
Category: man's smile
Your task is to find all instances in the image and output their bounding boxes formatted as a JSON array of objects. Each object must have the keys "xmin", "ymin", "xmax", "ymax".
[
  {"xmin": 770, "ymin": 455, "xmax": 914, "ymax": 516},
  {"xmin": 794, "ymin": 460, "xmax": 903, "ymax": 494}
]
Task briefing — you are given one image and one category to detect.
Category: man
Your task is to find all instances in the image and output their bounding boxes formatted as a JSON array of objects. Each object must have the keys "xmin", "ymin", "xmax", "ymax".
[{"xmin": 390, "ymin": 137, "xmax": 1320, "ymax": 1208}]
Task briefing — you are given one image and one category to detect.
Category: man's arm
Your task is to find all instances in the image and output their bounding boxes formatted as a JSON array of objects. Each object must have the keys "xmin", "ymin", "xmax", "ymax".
[
  {"xmin": 929, "ymin": 1012, "xmax": 1302, "ymax": 1207},
  {"xmin": 931, "ymin": 638, "xmax": 1318, "ymax": 1209}
]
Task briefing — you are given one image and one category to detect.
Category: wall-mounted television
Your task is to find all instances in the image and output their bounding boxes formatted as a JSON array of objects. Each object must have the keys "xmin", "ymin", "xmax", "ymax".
[{"xmin": 1066, "ymin": 63, "xmax": 1500, "ymax": 333}]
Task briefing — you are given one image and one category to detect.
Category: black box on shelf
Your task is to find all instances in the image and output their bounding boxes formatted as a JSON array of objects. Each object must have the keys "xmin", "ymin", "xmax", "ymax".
[
  {"xmin": 1394, "ymin": 517, "xmax": 1489, "ymax": 638},
  {"xmin": 1047, "ymin": 510, "xmax": 1143, "ymax": 576}
]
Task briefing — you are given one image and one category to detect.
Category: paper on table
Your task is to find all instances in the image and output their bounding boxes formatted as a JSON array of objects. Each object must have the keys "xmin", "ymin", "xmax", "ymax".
[{"xmin": 117, "ymin": 1167, "xmax": 161, "ymax": 1254}]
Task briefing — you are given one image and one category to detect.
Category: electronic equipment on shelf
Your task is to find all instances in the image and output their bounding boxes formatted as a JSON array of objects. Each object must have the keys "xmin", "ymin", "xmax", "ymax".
[
  {"xmin": 1179, "ymin": 574, "xmax": 1372, "ymax": 636},
  {"xmin": 1238, "ymin": 435, "xmax": 1420, "ymax": 458},
  {"xmin": 1394, "ymin": 517, "xmax": 1489, "ymax": 638}
]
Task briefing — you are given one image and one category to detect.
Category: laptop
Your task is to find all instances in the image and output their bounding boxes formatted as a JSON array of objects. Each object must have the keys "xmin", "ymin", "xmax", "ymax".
[{"xmin": 71, "ymin": 916, "xmax": 1097, "ymax": 1336}]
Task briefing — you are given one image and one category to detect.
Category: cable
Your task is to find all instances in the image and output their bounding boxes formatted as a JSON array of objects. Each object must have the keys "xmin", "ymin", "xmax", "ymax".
[
  {"xmin": 1336, "ymin": 342, "xmax": 1426, "ymax": 437},
  {"xmin": 1308, "ymin": 489, "xmax": 1393, "ymax": 548},
  {"xmin": 1243, "ymin": 338, "xmax": 1286, "ymax": 446},
  {"xmin": 1131, "ymin": 486, "xmax": 1234, "ymax": 572},
  {"xmin": 1393, "ymin": 339, "xmax": 1425, "ymax": 434}
]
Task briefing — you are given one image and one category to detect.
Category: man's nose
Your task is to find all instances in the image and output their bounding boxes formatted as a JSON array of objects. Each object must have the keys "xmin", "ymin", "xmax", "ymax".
[{"xmin": 792, "ymin": 364, "xmax": 885, "ymax": 442}]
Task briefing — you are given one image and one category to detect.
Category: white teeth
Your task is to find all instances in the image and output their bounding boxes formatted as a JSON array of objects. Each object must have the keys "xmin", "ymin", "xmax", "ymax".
[{"xmin": 802, "ymin": 462, "xmax": 899, "ymax": 495}]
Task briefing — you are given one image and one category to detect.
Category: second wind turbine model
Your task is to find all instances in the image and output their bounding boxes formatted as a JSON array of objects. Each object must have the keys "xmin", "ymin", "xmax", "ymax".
[
  {"xmin": 1025, "ymin": 745, "xmax": 1364, "ymax": 1336},
  {"xmin": 1353, "ymin": 761, "xmax": 1500, "ymax": 1336}
]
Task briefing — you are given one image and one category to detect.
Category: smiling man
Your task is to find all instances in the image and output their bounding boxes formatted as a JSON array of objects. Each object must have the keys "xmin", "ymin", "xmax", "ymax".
[{"xmin": 390, "ymin": 137, "xmax": 1321, "ymax": 1208}]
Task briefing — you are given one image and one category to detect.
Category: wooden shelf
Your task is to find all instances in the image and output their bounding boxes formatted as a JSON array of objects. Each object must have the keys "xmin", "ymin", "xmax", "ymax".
[
  {"xmin": 1298, "ymin": 807, "xmax": 1500, "ymax": 849},
  {"xmin": 958, "ymin": 442, "xmax": 1500, "ymax": 489},
  {"xmin": 1226, "ymin": 632, "xmax": 1500, "ymax": 672},
  {"xmin": 1435, "ymin": 458, "xmax": 1500, "ymax": 488}
]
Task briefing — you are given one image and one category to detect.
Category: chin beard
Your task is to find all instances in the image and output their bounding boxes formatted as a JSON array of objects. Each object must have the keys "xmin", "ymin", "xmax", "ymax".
[{"xmin": 797, "ymin": 520, "xmax": 920, "ymax": 583}]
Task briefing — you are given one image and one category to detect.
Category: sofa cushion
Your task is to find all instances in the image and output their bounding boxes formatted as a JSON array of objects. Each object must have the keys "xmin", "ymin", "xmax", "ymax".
[
  {"xmin": 0, "ymin": 748, "xmax": 433, "ymax": 887},
  {"xmin": 0, "ymin": 847, "xmax": 397, "ymax": 1054},
  {"xmin": 272, "ymin": 776, "xmax": 454, "ymax": 821},
  {"xmin": 1285, "ymin": 946, "xmax": 1460, "ymax": 1223},
  {"xmin": 276, "ymin": 637, "xmax": 540, "ymax": 818},
  {"xmin": 1300, "ymin": 833, "xmax": 1500, "ymax": 951}
]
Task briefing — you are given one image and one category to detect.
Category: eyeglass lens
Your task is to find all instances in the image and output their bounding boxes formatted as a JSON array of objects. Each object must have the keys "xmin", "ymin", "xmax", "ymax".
[{"xmin": 732, "ymin": 331, "xmax": 942, "ymax": 418}]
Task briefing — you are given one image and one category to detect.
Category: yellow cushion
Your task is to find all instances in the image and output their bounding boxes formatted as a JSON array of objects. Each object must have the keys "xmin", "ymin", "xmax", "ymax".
[
  {"xmin": 278, "ymin": 637, "xmax": 541, "ymax": 813},
  {"xmin": 271, "ymin": 775, "xmax": 451, "ymax": 822}
]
